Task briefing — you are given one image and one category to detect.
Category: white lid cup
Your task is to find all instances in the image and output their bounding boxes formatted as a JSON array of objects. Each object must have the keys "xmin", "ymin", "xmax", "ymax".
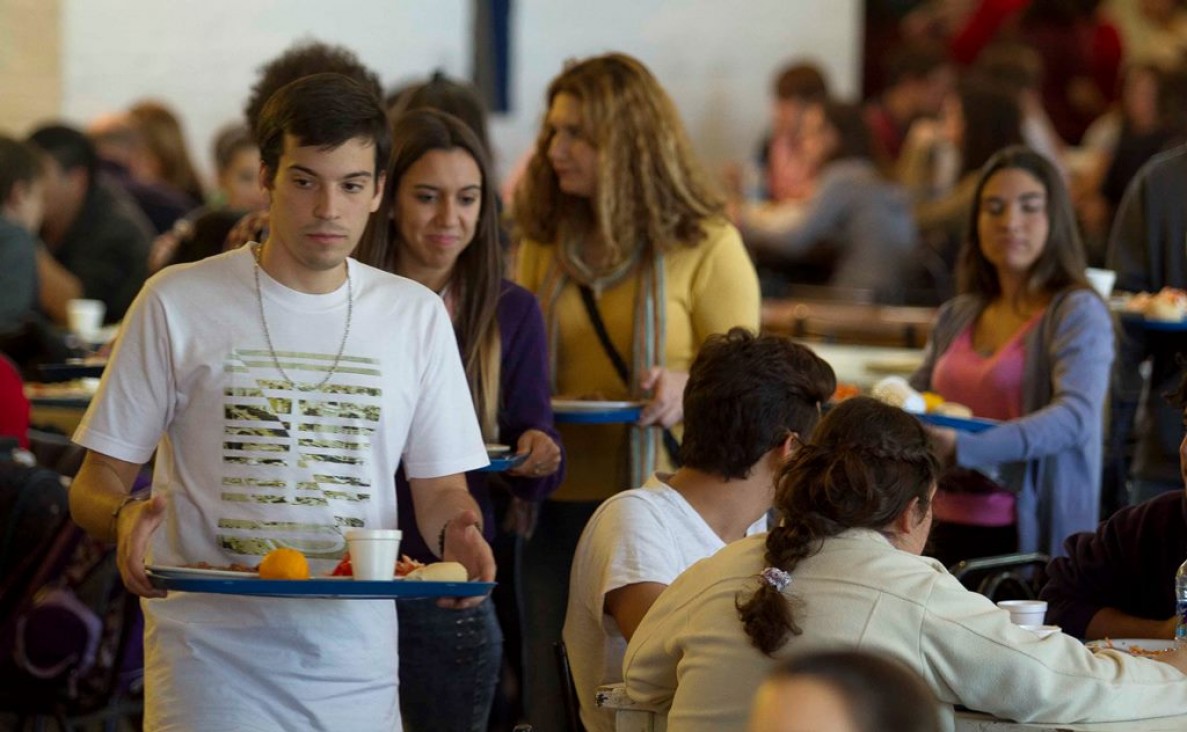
[{"xmin": 345, "ymin": 529, "xmax": 402, "ymax": 580}]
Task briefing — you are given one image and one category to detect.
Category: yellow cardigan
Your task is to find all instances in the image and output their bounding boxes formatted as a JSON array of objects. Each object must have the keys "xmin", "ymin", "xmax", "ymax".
[{"xmin": 515, "ymin": 218, "xmax": 760, "ymax": 502}]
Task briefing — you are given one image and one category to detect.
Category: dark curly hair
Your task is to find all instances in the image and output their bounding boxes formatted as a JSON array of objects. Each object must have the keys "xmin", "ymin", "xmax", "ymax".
[
  {"xmin": 244, "ymin": 40, "xmax": 383, "ymax": 132},
  {"xmin": 680, "ymin": 329, "xmax": 835, "ymax": 479},
  {"xmin": 737, "ymin": 397, "xmax": 937, "ymax": 656}
]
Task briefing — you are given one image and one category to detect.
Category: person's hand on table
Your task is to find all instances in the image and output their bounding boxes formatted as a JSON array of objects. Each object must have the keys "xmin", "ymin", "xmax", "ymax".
[
  {"xmin": 439, "ymin": 508, "xmax": 496, "ymax": 610},
  {"xmin": 506, "ymin": 428, "xmax": 561, "ymax": 478},
  {"xmin": 116, "ymin": 493, "xmax": 168, "ymax": 599},
  {"xmin": 924, "ymin": 425, "xmax": 957, "ymax": 467},
  {"xmin": 638, "ymin": 367, "xmax": 688, "ymax": 428}
]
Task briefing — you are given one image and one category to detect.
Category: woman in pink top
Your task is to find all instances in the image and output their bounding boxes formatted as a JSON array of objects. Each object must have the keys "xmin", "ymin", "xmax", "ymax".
[{"xmin": 909, "ymin": 145, "xmax": 1113, "ymax": 561}]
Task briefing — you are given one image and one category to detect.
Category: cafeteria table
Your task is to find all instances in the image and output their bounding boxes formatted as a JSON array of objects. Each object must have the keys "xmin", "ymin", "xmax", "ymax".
[
  {"xmin": 955, "ymin": 712, "xmax": 1187, "ymax": 730},
  {"xmin": 594, "ymin": 684, "xmax": 1187, "ymax": 731}
]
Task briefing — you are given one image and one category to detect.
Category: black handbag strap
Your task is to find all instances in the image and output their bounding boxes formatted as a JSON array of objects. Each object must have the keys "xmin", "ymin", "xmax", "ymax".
[{"xmin": 577, "ymin": 285, "xmax": 681, "ymax": 466}]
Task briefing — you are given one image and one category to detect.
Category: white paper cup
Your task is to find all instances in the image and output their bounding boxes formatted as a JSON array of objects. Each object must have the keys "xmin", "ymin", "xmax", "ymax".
[
  {"xmin": 345, "ymin": 529, "xmax": 402, "ymax": 580},
  {"xmin": 1085, "ymin": 268, "xmax": 1116, "ymax": 299},
  {"xmin": 997, "ymin": 599, "xmax": 1048, "ymax": 626},
  {"xmin": 66, "ymin": 299, "xmax": 106, "ymax": 342}
]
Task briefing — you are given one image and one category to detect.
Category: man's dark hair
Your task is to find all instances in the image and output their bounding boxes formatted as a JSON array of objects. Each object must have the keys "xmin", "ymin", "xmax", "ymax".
[
  {"xmin": 680, "ymin": 328, "xmax": 836, "ymax": 480},
  {"xmin": 27, "ymin": 124, "xmax": 97, "ymax": 183},
  {"xmin": 389, "ymin": 71, "xmax": 491, "ymax": 156},
  {"xmin": 244, "ymin": 40, "xmax": 383, "ymax": 132},
  {"xmin": 255, "ymin": 72, "xmax": 392, "ymax": 184},
  {"xmin": 0, "ymin": 136, "xmax": 45, "ymax": 205},
  {"xmin": 885, "ymin": 41, "xmax": 949, "ymax": 87}
]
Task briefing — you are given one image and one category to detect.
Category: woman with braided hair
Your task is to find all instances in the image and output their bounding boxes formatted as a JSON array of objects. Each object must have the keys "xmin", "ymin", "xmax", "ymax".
[{"xmin": 624, "ymin": 397, "xmax": 1187, "ymax": 732}]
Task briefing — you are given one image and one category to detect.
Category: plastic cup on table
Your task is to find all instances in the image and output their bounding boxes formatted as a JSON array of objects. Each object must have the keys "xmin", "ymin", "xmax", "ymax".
[
  {"xmin": 345, "ymin": 529, "xmax": 402, "ymax": 580},
  {"xmin": 1085, "ymin": 268, "xmax": 1116, "ymax": 299},
  {"xmin": 66, "ymin": 299, "xmax": 106, "ymax": 343}
]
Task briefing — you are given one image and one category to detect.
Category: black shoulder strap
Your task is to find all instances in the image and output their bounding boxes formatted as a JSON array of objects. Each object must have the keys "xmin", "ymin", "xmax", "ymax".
[
  {"xmin": 577, "ymin": 285, "xmax": 682, "ymax": 466},
  {"xmin": 578, "ymin": 285, "xmax": 631, "ymax": 385}
]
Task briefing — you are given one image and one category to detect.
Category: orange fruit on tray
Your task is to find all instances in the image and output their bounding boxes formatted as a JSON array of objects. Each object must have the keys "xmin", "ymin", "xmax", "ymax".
[{"xmin": 258, "ymin": 547, "xmax": 310, "ymax": 579}]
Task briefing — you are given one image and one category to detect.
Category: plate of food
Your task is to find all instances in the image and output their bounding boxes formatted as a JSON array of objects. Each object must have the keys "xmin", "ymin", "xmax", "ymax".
[
  {"xmin": 147, "ymin": 557, "xmax": 494, "ymax": 599},
  {"xmin": 869, "ymin": 377, "xmax": 999, "ymax": 433},
  {"xmin": 1116, "ymin": 288, "xmax": 1187, "ymax": 329},
  {"xmin": 551, "ymin": 398, "xmax": 644, "ymax": 424},
  {"xmin": 147, "ymin": 564, "xmax": 259, "ymax": 579},
  {"xmin": 1085, "ymin": 638, "xmax": 1176, "ymax": 656}
]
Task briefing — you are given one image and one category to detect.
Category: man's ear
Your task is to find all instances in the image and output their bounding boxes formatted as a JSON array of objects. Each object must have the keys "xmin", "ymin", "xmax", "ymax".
[
  {"xmin": 258, "ymin": 161, "xmax": 275, "ymax": 193},
  {"xmin": 369, "ymin": 172, "xmax": 386, "ymax": 214}
]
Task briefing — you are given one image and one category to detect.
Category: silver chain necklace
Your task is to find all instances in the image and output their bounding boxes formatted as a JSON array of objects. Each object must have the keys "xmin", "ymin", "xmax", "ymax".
[{"xmin": 252, "ymin": 244, "xmax": 353, "ymax": 392}]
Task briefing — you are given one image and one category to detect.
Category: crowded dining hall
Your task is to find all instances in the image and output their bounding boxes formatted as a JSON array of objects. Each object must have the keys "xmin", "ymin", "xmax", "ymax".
[{"xmin": 9, "ymin": 1, "xmax": 1187, "ymax": 730}]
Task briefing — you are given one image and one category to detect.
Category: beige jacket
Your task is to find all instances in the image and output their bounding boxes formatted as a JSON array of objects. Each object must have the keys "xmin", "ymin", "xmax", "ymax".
[{"xmin": 625, "ymin": 530, "xmax": 1187, "ymax": 732}]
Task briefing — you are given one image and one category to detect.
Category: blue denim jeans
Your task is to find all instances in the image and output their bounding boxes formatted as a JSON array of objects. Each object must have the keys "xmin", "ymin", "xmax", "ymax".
[{"xmin": 397, "ymin": 598, "xmax": 502, "ymax": 732}]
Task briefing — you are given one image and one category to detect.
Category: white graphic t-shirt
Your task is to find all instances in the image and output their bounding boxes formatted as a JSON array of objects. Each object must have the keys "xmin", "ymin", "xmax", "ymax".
[{"xmin": 75, "ymin": 245, "xmax": 488, "ymax": 731}]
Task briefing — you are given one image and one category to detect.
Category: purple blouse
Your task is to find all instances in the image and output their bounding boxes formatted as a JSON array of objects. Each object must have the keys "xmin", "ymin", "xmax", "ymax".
[{"xmin": 396, "ymin": 280, "xmax": 564, "ymax": 563}]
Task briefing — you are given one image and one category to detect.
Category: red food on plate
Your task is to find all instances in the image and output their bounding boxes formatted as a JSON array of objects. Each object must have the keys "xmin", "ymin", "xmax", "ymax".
[
  {"xmin": 331, "ymin": 554, "xmax": 353, "ymax": 576},
  {"xmin": 330, "ymin": 552, "xmax": 426, "ymax": 577}
]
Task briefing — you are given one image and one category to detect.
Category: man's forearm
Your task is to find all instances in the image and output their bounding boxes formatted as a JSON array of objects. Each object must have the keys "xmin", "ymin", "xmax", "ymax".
[
  {"xmin": 408, "ymin": 474, "xmax": 480, "ymax": 557},
  {"xmin": 69, "ymin": 451, "xmax": 143, "ymax": 542},
  {"xmin": 1084, "ymin": 607, "xmax": 1176, "ymax": 641}
]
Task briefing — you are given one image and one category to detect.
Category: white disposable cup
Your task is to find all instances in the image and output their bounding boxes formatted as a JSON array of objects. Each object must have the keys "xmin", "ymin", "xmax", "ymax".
[
  {"xmin": 1085, "ymin": 268, "xmax": 1116, "ymax": 299},
  {"xmin": 997, "ymin": 599, "xmax": 1048, "ymax": 626},
  {"xmin": 345, "ymin": 529, "xmax": 402, "ymax": 580},
  {"xmin": 66, "ymin": 299, "xmax": 106, "ymax": 342}
]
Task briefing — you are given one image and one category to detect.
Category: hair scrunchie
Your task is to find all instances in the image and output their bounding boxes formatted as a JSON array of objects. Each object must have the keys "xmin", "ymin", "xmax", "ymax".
[{"xmin": 760, "ymin": 566, "xmax": 792, "ymax": 592}]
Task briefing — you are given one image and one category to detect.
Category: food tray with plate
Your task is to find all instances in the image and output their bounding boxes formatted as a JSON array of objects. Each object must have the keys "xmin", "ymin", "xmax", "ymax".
[
  {"xmin": 1085, "ymin": 638, "xmax": 1176, "ymax": 655},
  {"xmin": 551, "ymin": 399, "xmax": 643, "ymax": 424},
  {"xmin": 146, "ymin": 566, "xmax": 493, "ymax": 599},
  {"xmin": 916, "ymin": 412, "xmax": 999, "ymax": 434}
]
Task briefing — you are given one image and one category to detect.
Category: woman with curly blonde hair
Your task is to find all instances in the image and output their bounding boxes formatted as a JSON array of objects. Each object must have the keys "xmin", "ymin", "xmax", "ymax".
[{"xmin": 513, "ymin": 51, "xmax": 760, "ymax": 729}]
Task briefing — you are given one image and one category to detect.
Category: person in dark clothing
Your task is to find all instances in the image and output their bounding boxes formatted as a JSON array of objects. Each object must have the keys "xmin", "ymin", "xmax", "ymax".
[
  {"xmin": 27, "ymin": 124, "xmax": 151, "ymax": 325},
  {"xmin": 1105, "ymin": 145, "xmax": 1187, "ymax": 513},
  {"xmin": 1042, "ymin": 368, "xmax": 1187, "ymax": 640}
]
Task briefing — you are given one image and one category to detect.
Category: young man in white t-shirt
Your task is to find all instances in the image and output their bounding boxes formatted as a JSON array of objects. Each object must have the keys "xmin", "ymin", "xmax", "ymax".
[
  {"xmin": 68, "ymin": 73, "xmax": 493, "ymax": 731},
  {"xmin": 562, "ymin": 328, "xmax": 836, "ymax": 732}
]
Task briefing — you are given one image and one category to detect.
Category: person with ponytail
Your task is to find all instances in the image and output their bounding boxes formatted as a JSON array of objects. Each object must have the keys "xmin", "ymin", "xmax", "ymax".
[{"xmin": 624, "ymin": 397, "xmax": 1187, "ymax": 732}]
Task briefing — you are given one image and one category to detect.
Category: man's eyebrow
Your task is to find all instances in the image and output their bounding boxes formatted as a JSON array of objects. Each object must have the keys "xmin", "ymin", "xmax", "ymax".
[{"xmin": 288, "ymin": 164, "xmax": 374, "ymax": 180}]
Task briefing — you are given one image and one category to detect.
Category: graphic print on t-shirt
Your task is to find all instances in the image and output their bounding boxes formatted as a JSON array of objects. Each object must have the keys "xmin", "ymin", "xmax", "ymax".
[{"xmin": 217, "ymin": 347, "xmax": 383, "ymax": 560}]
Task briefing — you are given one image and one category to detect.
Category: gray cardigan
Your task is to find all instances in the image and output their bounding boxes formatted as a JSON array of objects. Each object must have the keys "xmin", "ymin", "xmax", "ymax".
[{"xmin": 909, "ymin": 289, "xmax": 1114, "ymax": 556}]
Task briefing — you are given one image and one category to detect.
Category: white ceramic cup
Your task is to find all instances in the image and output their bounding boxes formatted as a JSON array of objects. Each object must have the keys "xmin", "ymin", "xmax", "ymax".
[
  {"xmin": 997, "ymin": 599, "xmax": 1048, "ymax": 626},
  {"xmin": 345, "ymin": 529, "xmax": 402, "ymax": 580},
  {"xmin": 66, "ymin": 298, "xmax": 106, "ymax": 343},
  {"xmin": 1085, "ymin": 268, "xmax": 1116, "ymax": 299}
]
